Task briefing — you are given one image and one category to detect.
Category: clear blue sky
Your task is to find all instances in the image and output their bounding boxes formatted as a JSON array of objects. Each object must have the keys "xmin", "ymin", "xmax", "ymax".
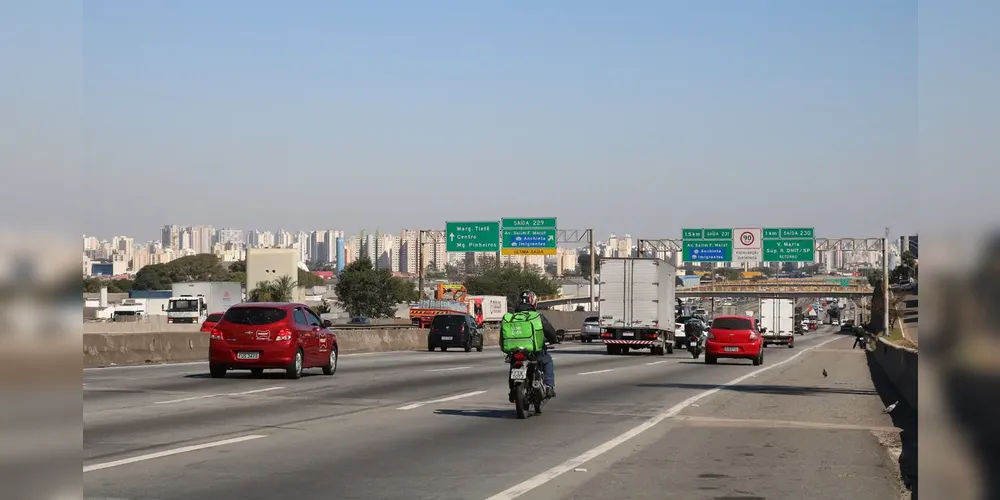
[{"xmin": 76, "ymin": 0, "xmax": 922, "ymax": 241}]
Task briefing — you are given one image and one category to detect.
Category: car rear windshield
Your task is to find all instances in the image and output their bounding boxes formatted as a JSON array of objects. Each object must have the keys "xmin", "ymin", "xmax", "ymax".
[
  {"xmin": 711, "ymin": 317, "xmax": 754, "ymax": 330},
  {"xmin": 431, "ymin": 315, "xmax": 465, "ymax": 327},
  {"xmin": 584, "ymin": 316, "xmax": 599, "ymax": 323},
  {"xmin": 206, "ymin": 313, "xmax": 224, "ymax": 323},
  {"xmin": 222, "ymin": 307, "xmax": 287, "ymax": 325}
]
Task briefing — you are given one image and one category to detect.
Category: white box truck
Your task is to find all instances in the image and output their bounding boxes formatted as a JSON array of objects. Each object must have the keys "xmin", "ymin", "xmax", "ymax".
[
  {"xmin": 166, "ymin": 281, "xmax": 244, "ymax": 324},
  {"xmin": 598, "ymin": 257, "xmax": 675, "ymax": 355},
  {"xmin": 468, "ymin": 295, "xmax": 507, "ymax": 326},
  {"xmin": 759, "ymin": 297, "xmax": 796, "ymax": 348}
]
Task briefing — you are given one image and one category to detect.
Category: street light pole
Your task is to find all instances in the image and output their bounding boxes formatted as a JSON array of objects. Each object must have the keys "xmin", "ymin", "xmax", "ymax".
[{"xmin": 882, "ymin": 227, "xmax": 890, "ymax": 334}]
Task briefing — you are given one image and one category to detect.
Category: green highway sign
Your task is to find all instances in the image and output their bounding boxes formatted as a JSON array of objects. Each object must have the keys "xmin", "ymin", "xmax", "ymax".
[
  {"xmin": 681, "ymin": 228, "xmax": 733, "ymax": 262},
  {"xmin": 501, "ymin": 217, "xmax": 557, "ymax": 255},
  {"xmin": 762, "ymin": 227, "xmax": 815, "ymax": 262},
  {"xmin": 764, "ymin": 227, "xmax": 814, "ymax": 239},
  {"xmin": 445, "ymin": 221, "xmax": 500, "ymax": 253},
  {"xmin": 502, "ymin": 218, "xmax": 557, "ymax": 229}
]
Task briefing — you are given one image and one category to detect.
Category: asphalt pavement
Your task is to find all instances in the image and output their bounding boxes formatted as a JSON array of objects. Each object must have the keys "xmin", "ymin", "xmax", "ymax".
[{"xmin": 84, "ymin": 326, "xmax": 903, "ymax": 500}]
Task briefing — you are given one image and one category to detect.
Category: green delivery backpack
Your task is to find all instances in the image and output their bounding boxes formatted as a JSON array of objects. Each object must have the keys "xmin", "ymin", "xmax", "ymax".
[{"xmin": 500, "ymin": 310, "xmax": 545, "ymax": 354}]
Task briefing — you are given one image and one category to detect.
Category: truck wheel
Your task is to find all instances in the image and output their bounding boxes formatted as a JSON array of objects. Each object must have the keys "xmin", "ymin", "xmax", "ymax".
[
  {"xmin": 621, "ymin": 347, "xmax": 630, "ymax": 355},
  {"xmin": 666, "ymin": 343, "xmax": 674, "ymax": 354},
  {"xmin": 705, "ymin": 355, "xmax": 717, "ymax": 365},
  {"xmin": 606, "ymin": 345, "xmax": 617, "ymax": 355}
]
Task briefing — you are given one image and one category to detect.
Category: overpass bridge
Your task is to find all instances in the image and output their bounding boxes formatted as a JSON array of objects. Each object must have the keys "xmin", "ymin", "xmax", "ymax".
[{"xmin": 538, "ymin": 280, "xmax": 874, "ymax": 307}]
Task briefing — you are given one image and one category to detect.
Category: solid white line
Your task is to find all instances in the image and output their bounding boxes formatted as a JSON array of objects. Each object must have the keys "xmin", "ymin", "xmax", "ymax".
[
  {"xmin": 83, "ymin": 435, "xmax": 267, "ymax": 473},
  {"xmin": 483, "ymin": 335, "xmax": 842, "ymax": 500},
  {"xmin": 644, "ymin": 360, "xmax": 670, "ymax": 366},
  {"xmin": 577, "ymin": 369, "xmax": 614, "ymax": 376},
  {"xmin": 425, "ymin": 366, "xmax": 472, "ymax": 372},
  {"xmin": 397, "ymin": 390, "xmax": 487, "ymax": 410}
]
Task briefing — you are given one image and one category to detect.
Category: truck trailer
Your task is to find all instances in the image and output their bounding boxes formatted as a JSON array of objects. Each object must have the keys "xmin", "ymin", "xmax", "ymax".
[
  {"xmin": 759, "ymin": 297, "xmax": 796, "ymax": 348},
  {"xmin": 166, "ymin": 281, "xmax": 243, "ymax": 324},
  {"xmin": 598, "ymin": 257, "xmax": 675, "ymax": 355}
]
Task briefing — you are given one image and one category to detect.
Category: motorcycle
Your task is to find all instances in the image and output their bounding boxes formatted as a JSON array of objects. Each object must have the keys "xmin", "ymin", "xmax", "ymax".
[
  {"xmin": 507, "ymin": 345, "xmax": 550, "ymax": 419},
  {"xmin": 688, "ymin": 333, "xmax": 706, "ymax": 359}
]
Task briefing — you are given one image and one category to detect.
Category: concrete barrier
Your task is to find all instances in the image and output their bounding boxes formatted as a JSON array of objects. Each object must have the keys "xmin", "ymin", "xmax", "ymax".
[
  {"xmin": 538, "ymin": 310, "xmax": 592, "ymax": 332},
  {"xmin": 83, "ymin": 328, "xmax": 503, "ymax": 368},
  {"xmin": 867, "ymin": 337, "xmax": 918, "ymax": 408}
]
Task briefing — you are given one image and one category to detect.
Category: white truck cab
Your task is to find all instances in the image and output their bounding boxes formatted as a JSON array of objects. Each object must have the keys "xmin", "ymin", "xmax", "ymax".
[{"xmin": 166, "ymin": 295, "xmax": 208, "ymax": 324}]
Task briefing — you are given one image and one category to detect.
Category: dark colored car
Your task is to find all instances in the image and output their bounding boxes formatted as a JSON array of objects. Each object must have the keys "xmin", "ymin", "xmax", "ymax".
[
  {"xmin": 348, "ymin": 317, "xmax": 371, "ymax": 326},
  {"xmin": 199, "ymin": 312, "xmax": 225, "ymax": 333},
  {"xmin": 705, "ymin": 315, "xmax": 764, "ymax": 366},
  {"xmin": 208, "ymin": 302, "xmax": 338, "ymax": 379},
  {"xmin": 427, "ymin": 314, "xmax": 484, "ymax": 352}
]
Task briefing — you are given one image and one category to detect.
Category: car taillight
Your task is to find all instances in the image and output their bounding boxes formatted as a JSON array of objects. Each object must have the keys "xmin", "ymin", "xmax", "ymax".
[
  {"xmin": 707, "ymin": 331, "xmax": 715, "ymax": 340},
  {"xmin": 210, "ymin": 328, "xmax": 223, "ymax": 341},
  {"xmin": 646, "ymin": 333, "xmax": 658, "ymax": 339},
  {"xmin": 274, "ymin": 328, "xmax": 293, "ymax": 341},
  {"xmin": 600, "ymin": 332, "xmax": 612, "ymax": 338},
  {"xmin": 749, "ymin": 332, "xmax": 758, "ymax": 340},
  {"xmin": 512, "ymin": 351, "xmax": 527, "ymax": 362},
  {"xmin": 675, "ymin": 324, "xmax": 682, "ymax": 330},
  {"xmin": 460, "ymin": 324, "xmax": 466, "ymax": 333}
]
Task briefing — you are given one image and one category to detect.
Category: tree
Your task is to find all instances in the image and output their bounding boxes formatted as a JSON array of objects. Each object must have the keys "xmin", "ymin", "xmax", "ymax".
[
  {"xmin": 311, "ymin": 299, "xmax": 332, "ymax": 315},
  {"xmin": 83, "ymin": 277, "xmax": 134, "ymax": 293},
  {"xmin": 577, "ymin": 253, "xmax": 601, "ymax": 279},
  {"xmin": 464, "ymin": 262, "xmax": 559, "ymax": 308},
  {"xmin": 298, "ymin": 269, "xmax": 326, "ymax": 288},
  {"xmin": 334, "ymin": 256, "xmax": 399, "ymax": 318},
  {"xmin": 132, "ymin": 255, "xmax": 234, "ymax": 290},
  {"xmin": 390, "ymin": 278, "xmax": 420, "ymax": 303},
  {"xmin": 714, "ymin": 267, "xmax": 744, "ymax": 281},
  {"xmin": 228, "ymin": 260, "xmax": 247, "ymax": 273},
  {"xmin": 781, "ymin": 262, "xmax": 797, "ymax": 273},
  {"xmin": 247, "ymin": 275, "xmax": 297, "ymax": 302}
]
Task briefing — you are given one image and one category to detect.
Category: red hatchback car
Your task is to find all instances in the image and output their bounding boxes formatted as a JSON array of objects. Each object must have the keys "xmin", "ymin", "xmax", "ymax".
[
  {"xmin": 705, "ymin": 315, "xmax": 764, "ymax": 366},
  {"xmin": 199, "ymin": 312, "xmax": 225, "ymax": 333},
  {"xmin": 208, "ymin": 302, "xmax": 338, "ymax": 379}
]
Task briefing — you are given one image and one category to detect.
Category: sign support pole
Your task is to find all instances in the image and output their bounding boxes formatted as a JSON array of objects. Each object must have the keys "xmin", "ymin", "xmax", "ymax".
[
  {"xmin": 417, "ymin": 230, "xmax": 425, "ymax": 300},
  {"xmin": 588, "ymin": 229, "xmax": 595, "ymax": 312}
]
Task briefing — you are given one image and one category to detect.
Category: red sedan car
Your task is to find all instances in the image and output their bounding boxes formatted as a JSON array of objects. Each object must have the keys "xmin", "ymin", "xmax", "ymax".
[
  {"xmin": 705, "ymin": 315, "xmax": 764, "ymax": 366},
  {"xmin": 208, "ymin": 302, "xmax": 338, "ymax": 379}
]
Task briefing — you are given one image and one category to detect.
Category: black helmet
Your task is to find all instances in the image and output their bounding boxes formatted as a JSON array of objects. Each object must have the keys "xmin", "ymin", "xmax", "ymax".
[{"xmin": 517, "ymin": 290, "xmax": 538, "ymax": 309}]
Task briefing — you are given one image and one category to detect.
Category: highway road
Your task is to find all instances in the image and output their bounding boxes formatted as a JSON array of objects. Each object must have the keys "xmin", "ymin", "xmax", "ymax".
[{"xmin": 84, "ymin": 327, "xmax": 902, "ymax": 499}]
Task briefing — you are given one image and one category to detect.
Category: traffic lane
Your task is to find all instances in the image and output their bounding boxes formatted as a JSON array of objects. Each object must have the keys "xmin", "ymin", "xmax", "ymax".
[
  {"xmin": 84, "ymin": 333, "xmax": 841, "ymax": 500},
  {"xmin": 83, "ymin": 343, "xmax": 692, "ymax": 461},
  {"xmin": 518, "ymin": 334, "xmax": 902, "ymax": 500},
  {"xmin": 82, "ymin": 345, "xmax": 605, "ymax": 409}
]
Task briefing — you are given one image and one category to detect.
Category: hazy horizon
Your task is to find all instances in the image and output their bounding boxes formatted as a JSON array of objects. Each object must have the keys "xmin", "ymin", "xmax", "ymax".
[{"xmin": 76, "ymin": 1, "xmax": 918, "ymax": 241}]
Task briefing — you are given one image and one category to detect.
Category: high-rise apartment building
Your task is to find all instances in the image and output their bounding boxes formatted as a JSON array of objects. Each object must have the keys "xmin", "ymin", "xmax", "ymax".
[
  {"xmin": 378, "ymin": 233, "xmax": 398, "ymax": 271},
  {"xmin": 398, "ymin": 230, "xmax": 419, "ymax": 274}
]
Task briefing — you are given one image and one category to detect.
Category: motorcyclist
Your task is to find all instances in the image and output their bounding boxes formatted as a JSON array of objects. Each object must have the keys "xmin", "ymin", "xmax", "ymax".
[
  {"xmin": 508, "ymin": 290, "xmax": 560, "ymax": 399},
  {"xmin": 684, "ymin": 319, "xmax": 706, "ymax": 349}
]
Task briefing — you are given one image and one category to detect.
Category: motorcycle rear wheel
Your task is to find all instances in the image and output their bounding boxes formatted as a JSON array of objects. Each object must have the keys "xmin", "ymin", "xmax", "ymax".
[{"xmin": 514, "ymin": 384, "xmax": 527, "ymax": 419}]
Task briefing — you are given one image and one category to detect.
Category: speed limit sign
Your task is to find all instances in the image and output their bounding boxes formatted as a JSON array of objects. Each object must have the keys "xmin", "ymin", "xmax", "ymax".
[{"xmin": 732, "ymin": 227, "xmax": 763, "ymax": 264}]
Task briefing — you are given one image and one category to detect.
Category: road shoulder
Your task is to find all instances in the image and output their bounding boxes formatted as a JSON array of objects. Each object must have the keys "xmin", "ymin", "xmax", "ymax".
[{"xmin": 519, "ymin": 335, "xmax": 907, "ymax": 500}]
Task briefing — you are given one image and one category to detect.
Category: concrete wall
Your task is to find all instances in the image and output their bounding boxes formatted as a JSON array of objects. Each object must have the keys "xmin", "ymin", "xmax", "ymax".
[
  {"xmin": 83, "ymin": 328, "xmax": 503, "ymax": 368},
  {"xmin": 867, "ymin": 337, "xmax": 918, "ymax": 408}
]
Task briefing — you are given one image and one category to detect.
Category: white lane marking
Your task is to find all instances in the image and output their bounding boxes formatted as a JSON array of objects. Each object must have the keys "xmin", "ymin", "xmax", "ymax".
[
  {"xmin": 154, "ymin": 394, "xmax": 220, "ymax": 405},
  {"xmin": 397, "ymin": 390, "xmax": 488, "ymax": 410},
  {"xmin": 229, "ymin": 386, "xmax": 285, "ymax": 396},
  {"xmin": 577, "ymin": 369, "xmax": 614, "ymax": 376},
  {"xmin": 154, "ymin": 386, "xmax": 285, "ymax": 404},
  {"xmin": 83, "ymin": 435, "xmax": 267, "ymax": 473},
  {"xmin": 645, "ymin": 360, "xmax": 670, "ymax": 366},
  {"xmin": 483, "ymin": 335, "xmax": 842, "ymax": 500},
  {"xmin": 425, "ymin": 366, "xmax": 472, "ymax": 372}
]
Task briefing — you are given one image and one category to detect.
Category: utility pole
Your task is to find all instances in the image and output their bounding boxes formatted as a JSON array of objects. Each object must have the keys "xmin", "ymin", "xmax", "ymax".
[
  {"xmin": 882, "ymin": 227, "xmax": 890, "ymax": 334},
  {"xmin": 588, "ymin": 229, "xmax": 595, "ymax": 312}
]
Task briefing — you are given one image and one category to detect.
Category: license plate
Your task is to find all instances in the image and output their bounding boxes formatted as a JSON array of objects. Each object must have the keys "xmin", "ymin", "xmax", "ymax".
[
  {"xmin": 440, "ymin": 336, "xmax": 453, "ymax": 341},
  {"xmin": 236, "ymin": 352, "xmax": 260, "ymax": 360},
  {"xmin": 510, "ymin": 367, "xmax": 527, "ymax": 380},
  {"xmin": 724, "ymin": 346, "xmax": 739, "ymax": 352},
  {"xmin": 622, "ymin": 332, "xmax": 634, "ymax": 337}
]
